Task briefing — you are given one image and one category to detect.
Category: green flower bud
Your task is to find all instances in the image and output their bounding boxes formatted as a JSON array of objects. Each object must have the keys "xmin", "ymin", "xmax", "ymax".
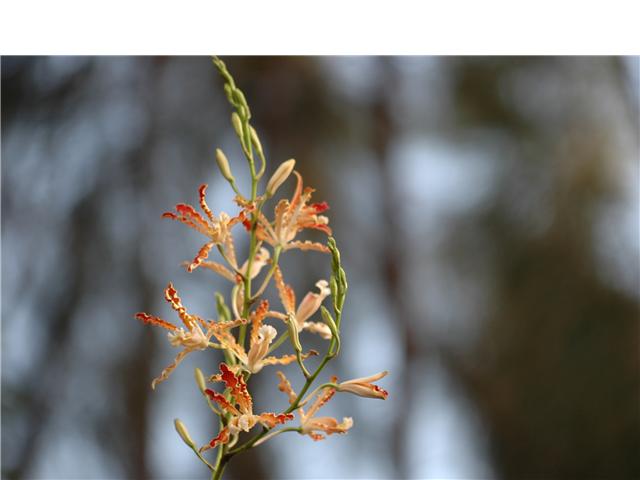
[
  {"xmin": 174, "ymin": 419, "xmax": 196, "ymax": 448},
  {"xmin": 194, "ymin": 368, "xmax": 206, "ymax": 393},
  {"xmin": 232, "ymin": 88, "xmax": 247, "ymax": 109},
  {"xmin": 321, "ymin": 305, "xmax": 340, "ymax": 355},
  {"xmin": 286, "ymin": 313, "xmax": 302, "ymax": 353},
  {"xmin": 250, "ymin": 126, "xmax": 263, "ymax": 157},
  {"xmin": 231, "ymin": 112, "xmax": 243, "ymax": 139},
  {"xmin": 215, "ymin": 148, "xmax": 235, "ymax": 183},
  {"xmin": 224, "ymin": 83, "xmax": 234, "ymax": 104},
  {"xmin": 330, "ymin": 275, "xmax": 338, "ymax": 305},
  {"xmin": 339, "ymin": 267, "xmax": 348, "ymax": 291},
  {"xmin": 328, "ymin": 237, "xmax": 340, "ymax": 272},
  {"xmin": 320, "ymin": 306, "xmax": 339, "ymax": 338}
]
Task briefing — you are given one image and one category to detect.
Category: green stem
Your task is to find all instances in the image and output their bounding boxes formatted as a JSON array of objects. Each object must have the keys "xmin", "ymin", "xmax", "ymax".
[
  {"xmin": 212, "ymin": 455, "xmax": 227, "ymax": 480},
  {"xmin": 211, "ymin": 425, "xmax": 227, "ymax": 480},
  {"xmin": 256, "ymin": 147, "xmax": 267, "ymax": 179},
  {"xmin": 285, "ymin": 355, "xmax": 331, "ymax": 413},
  {"xmin": 238, "ymin": 222, "xmax": 257, "ymax": 347},
  {"xmin": 226, "ymin": 428, "xmax": 268, "ymax": 456},
  {"xmin": 296, "ymin": 349, "xmax": 312, "ymax": 379},
  {"xmin": 229, "ymin": 180, "xmax": 243, "ymax": 198},
  {"xmin": 191, "ymin": 446, "xmax": 215, "ymax": 472},
  {"xmin": 238, "ymin": 148, "xmax": 259, "ymax": 348}
]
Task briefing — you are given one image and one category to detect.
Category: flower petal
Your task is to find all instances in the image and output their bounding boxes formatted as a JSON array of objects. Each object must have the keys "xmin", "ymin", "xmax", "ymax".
[
  {"xmin": 187, "ymin": 241, "xmax": 215, "ymax": 272},
  {"xmin": 204, "ymin": 389, "xmax": 241, "ymax": 416},
  {"xmin": 305, "ymin": 387, "xmax": 336, "ymax": 419},
  {"xmin": 198, "ymin": 184, "xmax": 215, "ymax": 222},
  {"xmin": 342, "ymin": 371, "xmax": 389, "ymax": 385},
  {"xmin": 151, "ymin": 349, "xmax": 189, "ymax": 390},
  {"xmin": 262, "ymin": 350, "xmax": 318, "ymax": 367},
  {"xmin": 212, "ymin": 331, "xmax": 247, "ymax": 365},
  {"xmin": 249, "ymin": 300, "xmax": 270, "ymax": 347},
  {"xmin": 276, "ymin": 371, "xmax": 297, "ymax": 404},
  {"xmin": 295, "ymin": 280, "xmax": 330, "ymax": 325},
  {"xmin": 285, "ymin": 240, "xmax": 330, "ymax": 253},
  {"xmin": 135, "ymin": 312, "xmax": 177, "ymax": 331},
  {"xmin": 197, "ymin": 261, "xmax": 237, "ymax": 282},
  {"xmin": 219, "ymin": 363, "xmax": 253, "ymax": 415},
  {"xmin": 302, "ymin": 321, "xmax": 332, "ymax": 340},
  {"xmin": 257, "ymin": 412, "xmax": 294, "ymax": 428},
  {"xmin": 164, "ymin": 283, "xmax": 196, "ymax": 329},
  {"xmin": 200, "ymin": 426, "xmax": 230, "ymax": 452},
  {"xmin": 239, "ymin": 247, "xmax": 271, "ymax": 280},
  {"xmin": 274, "ymin": 266, "xmax": 296, "ymax": 313},
  {"xmin": 302, "ymin": 416, "xmax": 353, "ymax": 440}
]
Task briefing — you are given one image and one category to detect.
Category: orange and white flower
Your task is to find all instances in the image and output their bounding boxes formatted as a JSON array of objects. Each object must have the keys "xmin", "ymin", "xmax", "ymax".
[
  {"xmin": 336, "ymin": 371, "xmax": 389, "ymax": 399},
  {"xmin": 277, "ymin": 371, "xmax": 353, "ymax": 441},
  {"xmin": 213, "ymin": 300, "xmax": 317, "ymax": 374},
  {"xmin": 135, "ymin": 283, "xmax": 245, "ymax": 389},
  {"xmin": 254, "ymin": 171, "xmax": 332, "ymax": 253},
  {"xmin": 201, "ymin": 363, "xmax": 294, "ymax": 452},
  {"xmin": 272, "ymin": 266, "xmax": 333, "ymax": 339},
  {"xmin": 162, "ymin": 184, "xmax": 249, "ymax": 273}
]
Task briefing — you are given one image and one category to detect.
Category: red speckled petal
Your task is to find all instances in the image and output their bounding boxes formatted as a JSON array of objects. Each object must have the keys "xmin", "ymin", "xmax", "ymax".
[
  {"xmin": 200, "ymin": 427, "xmax": 230, "ymax": 452},
  {"xmin": 198, "ymin": 184, "xmax": 214, "ymax": 222},
  {"xmin": 204, "ymin": 389, "xmax": 240, "ymax": 416},
  {"xmin": 187, "ymin": 242, "xmax": 215, "ymax": 272},
  {"xmin": 257, "ymin": 412, "xmax": 294, "ymax": 428},
  {"xmin": 134, "ymin": 312, "xmax": 178, "ymax": 331},
  {"xmin": 219, "ymin": 363, "xmax": 253, "ymax": 414}
]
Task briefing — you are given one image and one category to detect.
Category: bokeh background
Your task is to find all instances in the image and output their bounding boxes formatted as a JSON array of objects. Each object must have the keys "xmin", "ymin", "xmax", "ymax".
[{"xmin": 2, "ymin": 56, "xmax": 639, "ymax": 479}]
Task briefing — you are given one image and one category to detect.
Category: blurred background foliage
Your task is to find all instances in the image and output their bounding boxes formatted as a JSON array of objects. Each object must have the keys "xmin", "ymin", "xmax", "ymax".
[{"xmin": 2, "ymin": 56, "xmax": 639, "ymax": 479}]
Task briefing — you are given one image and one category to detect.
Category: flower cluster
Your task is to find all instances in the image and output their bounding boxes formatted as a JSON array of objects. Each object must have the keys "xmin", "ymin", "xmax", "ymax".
[{"xmin": 135, "ymin": 57, "xmax": 388, "ymax": 479}]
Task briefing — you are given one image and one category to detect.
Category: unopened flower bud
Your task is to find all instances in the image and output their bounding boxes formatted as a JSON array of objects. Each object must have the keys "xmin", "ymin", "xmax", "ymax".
[
  {"xmin": 339, "ymin": 267, "xmax": 348, "ymax": 292},
  {"xmin": 194, "ymin": 368, "xmax": 207, "ymax": 393},
  {"xmin": 232, "ymin": 88, "xmax": 248, "ymax": 109},
  {"xmin": 215, "ymin": 149, "xmax": 235, "ymax": 183},
  {"xmin": 320, "ymin": 306, "xmax": 338, "ymax": 338},
  {"xmin": 231, "ymin": 112, "xmax": 243, "ymax": 139},
  {"xmin": 174, "ymin": 419, "xmax": 196, "ymax": 448},
  {"xmin": 320, "ymin": 306, "xmax": 340, "ymax": 354},
  {"xmin": 266, "ymin": 159, "xmax": 296, "ymax": 197},
  {"xmin": 250, "ymin": 126, "xmax": 263, "ymax": 157},
  {"xmin": 224, "ymin": 84, "xmax": 234, "ymax": 104},
  {"xmin": 330, "ymin": 275, "xmax": 338, "ymax": 307},
  {"xmin": 328, "ymin": 237, "xmax": 340, "ymax": 272},
  {"xmin": 286, "ymin": 313, "xmax": 302, "ymax": 353}
]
